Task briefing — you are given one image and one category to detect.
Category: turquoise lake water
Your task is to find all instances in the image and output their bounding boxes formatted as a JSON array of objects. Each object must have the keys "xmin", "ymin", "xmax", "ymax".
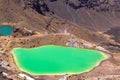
[
  {"xmin": 0, "ymin": 25, "xmax": 13, "ymax": 36},
  {"xmin": 11, "ymin": 45, "xmax": 109, "ymax": 75}
]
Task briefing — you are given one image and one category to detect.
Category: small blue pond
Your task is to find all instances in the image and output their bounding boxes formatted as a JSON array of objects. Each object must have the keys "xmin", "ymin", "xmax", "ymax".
[{"xmin": 0, "ymin": 25, "xmax": 14, "ymax": 36}]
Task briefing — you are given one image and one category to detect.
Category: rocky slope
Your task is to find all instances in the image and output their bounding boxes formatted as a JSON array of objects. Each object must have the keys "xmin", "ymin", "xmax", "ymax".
[
  {"xmin": 0, "ymin": 0, "xmax": 119, "ymax": 44},
  {"xmin": 45, "ymin": 0, "xmax": 120, "ymax": 31},
  {"xmin": 0, "ymin": 0, "xmax": 108, "ymax": 43}
]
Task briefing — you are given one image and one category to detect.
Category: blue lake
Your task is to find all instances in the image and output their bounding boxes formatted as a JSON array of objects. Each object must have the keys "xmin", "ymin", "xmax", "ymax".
[{"xmin": 0, "ymin": 25, "xmax": 14, "ymax": 36}]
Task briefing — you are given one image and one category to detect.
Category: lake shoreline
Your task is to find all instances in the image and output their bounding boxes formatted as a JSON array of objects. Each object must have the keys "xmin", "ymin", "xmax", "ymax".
[{"xmin": 10, "ymin": 45, "xmax": 110, "ymax": 76}]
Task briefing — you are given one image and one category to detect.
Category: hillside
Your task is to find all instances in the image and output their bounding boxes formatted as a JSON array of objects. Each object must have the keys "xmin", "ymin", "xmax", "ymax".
[
  {"xmin": 0, "ymin": 0, "xmax": 120, "ymax": 80},
  {"xmin": 0, "ymin": 0, "xmax": 119, "ymax": 44},
  {"xmin": 45, "ymin": 0, "xmax": 120, "ymax": 31}
]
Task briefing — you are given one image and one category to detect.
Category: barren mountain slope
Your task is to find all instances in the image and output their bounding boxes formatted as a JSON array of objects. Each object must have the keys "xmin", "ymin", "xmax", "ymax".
[
  {"xmin": 0, "ymin": 0, "xmax": 115, "ymax": 44},
  {"xmin": 45, "ymin": 0, "xmax": 120, "ymax": 31}
]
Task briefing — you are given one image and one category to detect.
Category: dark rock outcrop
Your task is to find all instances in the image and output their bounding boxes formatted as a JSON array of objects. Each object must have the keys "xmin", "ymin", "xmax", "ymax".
[{"xmin": 105, "ymin": 27, "xmax": 120, "ymax": 43}]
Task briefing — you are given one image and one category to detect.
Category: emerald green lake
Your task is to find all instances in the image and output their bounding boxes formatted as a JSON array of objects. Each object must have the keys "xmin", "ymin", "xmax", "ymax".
[
  {"xmin": 0, "ymin": 25, "xmax": 13, "ymax": 36},
  {"xmin": 11, "ymin": 45, "xmax": 108, "ymax": 75}
]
